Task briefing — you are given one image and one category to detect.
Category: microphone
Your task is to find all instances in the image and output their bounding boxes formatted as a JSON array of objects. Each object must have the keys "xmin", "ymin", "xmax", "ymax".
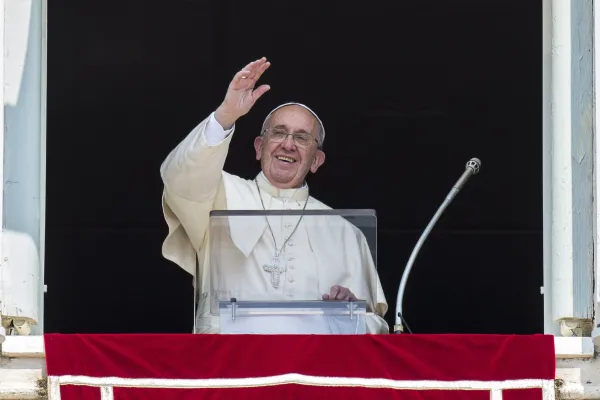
[{"xmin": 393, "ymin": 158, "xmax": 481, "ymax": 334}]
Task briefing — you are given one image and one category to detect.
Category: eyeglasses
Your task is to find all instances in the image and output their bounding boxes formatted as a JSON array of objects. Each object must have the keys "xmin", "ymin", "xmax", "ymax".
[{"xmin": 263, "ymin": 128, "xmax": 319, "ymax": 148}]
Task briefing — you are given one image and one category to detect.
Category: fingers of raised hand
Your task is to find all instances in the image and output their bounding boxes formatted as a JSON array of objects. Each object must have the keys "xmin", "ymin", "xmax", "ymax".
[
  {"xmin": 232, "ymin": 69, "xmax": 252, "ymax": 86},
  {"xmin": 254, "ymin": 59, "xmax": 271, "ymax": 80},
  {"xmin": 231, "ymin": 58, "xmax": 270, "ymax": 91},
  {"xmin": 245, "ymin": 57, "xmax": 268, "ymax": 79},
  {"xmin": 252, "ymin": 84, "xmax": 271, "ymax": 102},
  {"xmin": 236, "ymin": 58, "xmax": 269, "ymax": 81}
]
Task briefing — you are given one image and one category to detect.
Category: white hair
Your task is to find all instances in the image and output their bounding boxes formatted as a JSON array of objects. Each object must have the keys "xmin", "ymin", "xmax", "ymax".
[{"xmin": 261, "ymin": 102, "xmax": 325, "ymax": 149}]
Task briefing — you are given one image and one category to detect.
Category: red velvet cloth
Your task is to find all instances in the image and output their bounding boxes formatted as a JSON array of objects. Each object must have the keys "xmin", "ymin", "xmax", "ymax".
[{"xmin": 44, "ymin": 334, "xmax": 555, "ymax": 400}]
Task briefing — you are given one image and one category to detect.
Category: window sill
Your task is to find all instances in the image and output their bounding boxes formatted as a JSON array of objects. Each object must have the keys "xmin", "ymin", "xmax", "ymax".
[
  {"xmin": 1, "ymin": 335, "xmax": 44, "ymax": 358},
  {"xmin": 555, "ymin": 336, "xmax": 595, "ymax": 359}
]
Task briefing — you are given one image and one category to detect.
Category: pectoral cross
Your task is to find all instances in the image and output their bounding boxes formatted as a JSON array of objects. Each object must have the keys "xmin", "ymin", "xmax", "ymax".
[{"xmin": 263, "ymin": 257, "xmax": 286, "ymax": 289}]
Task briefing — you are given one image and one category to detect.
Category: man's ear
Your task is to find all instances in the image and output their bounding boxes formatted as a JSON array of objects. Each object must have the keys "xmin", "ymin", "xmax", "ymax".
[
  {"xmin": 254, "ymin": 137, "xmax": 263, "ymax": 160},
  {"xmin": 310, "ymin": 150, "xmax": 325, "ymax": 173}
]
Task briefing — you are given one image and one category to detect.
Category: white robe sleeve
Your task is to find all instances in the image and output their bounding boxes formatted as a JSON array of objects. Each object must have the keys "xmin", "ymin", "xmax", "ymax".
[
  {"xmin": 361, "ymin": 235, "xmax": 389, "ymax": 334},
  {"xmin": 367, "ymin": 309, "xmax": 390, "ymax": 334},
  {"xmin": 160, "ymin": 113, "xmax": 234, "ymax": 276},
  {"xmin": 204, "ymin": 112, "xmax": 234, "ymax": 146},
  {"xmin": 160, "ymin": 112, "xmax": 234, "ymax": 201}
]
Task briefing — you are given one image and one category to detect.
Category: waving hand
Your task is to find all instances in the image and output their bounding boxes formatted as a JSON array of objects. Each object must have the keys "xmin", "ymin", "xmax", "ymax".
[{"xmin": 215, "ymin": 57, "xmax": 271, "ymax": 129}]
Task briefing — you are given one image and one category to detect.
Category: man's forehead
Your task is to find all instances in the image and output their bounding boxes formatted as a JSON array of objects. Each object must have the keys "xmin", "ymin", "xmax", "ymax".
[
  {"xmin": 263, "ymin": 102, "xmax": 325, "ymax": 138},
  {"xmin": 270, "ymin": 106, "xmax": 317, "ymax": 126}
]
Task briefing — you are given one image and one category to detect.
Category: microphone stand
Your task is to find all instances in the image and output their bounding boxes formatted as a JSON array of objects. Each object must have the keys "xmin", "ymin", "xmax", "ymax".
[{"xmin": 393, "ymin": 158, "xmax": 481, "ymax": 334}]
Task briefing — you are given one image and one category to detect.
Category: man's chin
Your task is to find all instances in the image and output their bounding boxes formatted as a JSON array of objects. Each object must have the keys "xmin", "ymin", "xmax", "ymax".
[{"xmin": 266, "ymin": 168, "xmax": 302, "ymax": 188}]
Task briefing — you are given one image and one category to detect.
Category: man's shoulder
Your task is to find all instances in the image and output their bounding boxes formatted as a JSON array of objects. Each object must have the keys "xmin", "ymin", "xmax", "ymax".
[
  {"xmin": 220, "ymin": 171, "xmax": 260, "ymax": 206},
  {"xmin": 221, "ymin": 171, "xmax": 255, "ymax": 188},
  {"xmin": 307, "ymin": 197, "xmax": 370, "ymax": 241},
  {"xmin": 307, "ymin": 195, "xmax": 331, "ymax": 209}
]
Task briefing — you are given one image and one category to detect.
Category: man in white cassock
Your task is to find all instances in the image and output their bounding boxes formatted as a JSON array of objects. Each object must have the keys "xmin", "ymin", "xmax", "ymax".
[{"xmin": 160, "ymin": 57, "xmax": 389, "ymax": 334}]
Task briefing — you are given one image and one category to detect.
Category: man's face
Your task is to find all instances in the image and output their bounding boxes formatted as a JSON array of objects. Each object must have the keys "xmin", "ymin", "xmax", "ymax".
[{"xmin": 254, "ymin": 105, "xmax": 325, "ymax": 189}]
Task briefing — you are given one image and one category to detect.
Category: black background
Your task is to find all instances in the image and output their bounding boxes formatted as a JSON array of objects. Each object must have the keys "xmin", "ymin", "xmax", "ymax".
[{"xmin": 45, "ymin": 0, "xmax": 542, "ymax": 334}]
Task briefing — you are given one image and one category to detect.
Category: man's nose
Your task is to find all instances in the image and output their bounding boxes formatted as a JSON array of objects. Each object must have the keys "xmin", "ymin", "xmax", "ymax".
[{"xmin": 282, "ymin": 135, "xmax": 296, "ymax": 150}]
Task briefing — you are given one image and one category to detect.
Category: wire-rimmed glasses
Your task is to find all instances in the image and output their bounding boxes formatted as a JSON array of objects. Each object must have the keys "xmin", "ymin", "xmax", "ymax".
[{"xmin": 263, "ymin": 128, "xmax": 319, "ymax": 148}]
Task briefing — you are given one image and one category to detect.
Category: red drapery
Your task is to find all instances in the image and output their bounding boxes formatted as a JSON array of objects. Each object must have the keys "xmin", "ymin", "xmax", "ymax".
[{"xmin": 44, "ymin": 334, "xmax": 555, "ymax": 399}]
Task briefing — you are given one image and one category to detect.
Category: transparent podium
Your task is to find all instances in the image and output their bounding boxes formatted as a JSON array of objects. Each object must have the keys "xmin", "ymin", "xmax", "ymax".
[
  {"xmin": 206, "ymin": 209, "xmax": 379, "ymax": 335},
  {"xmin": 218, "ymin": 299, "xmax": 368, "ymax": 334}
]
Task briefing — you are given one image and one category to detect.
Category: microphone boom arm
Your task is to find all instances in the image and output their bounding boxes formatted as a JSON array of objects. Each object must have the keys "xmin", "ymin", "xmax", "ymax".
[{"xmin": 393, "ymin": 158, "xmax": 481, "ymax": 334}]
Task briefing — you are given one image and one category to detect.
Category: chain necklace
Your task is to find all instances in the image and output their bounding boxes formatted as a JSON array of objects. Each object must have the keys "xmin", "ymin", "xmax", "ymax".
[
  {"xmin": 255, "ymin": 179, "xmax": 309, "ymax": 288},
  {"xmin": 255, "ymin": 179, "xmax": 309, "ymax": 255}
]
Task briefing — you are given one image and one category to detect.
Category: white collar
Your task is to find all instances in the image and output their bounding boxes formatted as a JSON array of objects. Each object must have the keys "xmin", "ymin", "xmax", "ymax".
[{"xmin": 255, "ymin": 172, "xmax": 309, "ymax": 200}]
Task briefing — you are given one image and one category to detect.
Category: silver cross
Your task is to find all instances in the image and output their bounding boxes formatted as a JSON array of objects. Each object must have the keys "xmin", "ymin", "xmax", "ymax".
[{"xmin": 263, "ymin": 263, "xmax": 287, "ymax": 288}]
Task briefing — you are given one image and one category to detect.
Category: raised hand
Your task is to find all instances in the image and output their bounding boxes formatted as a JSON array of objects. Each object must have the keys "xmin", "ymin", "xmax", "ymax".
[{"xmin": 215, "ymin": 57, "xmax": 271, "ymax": 129}]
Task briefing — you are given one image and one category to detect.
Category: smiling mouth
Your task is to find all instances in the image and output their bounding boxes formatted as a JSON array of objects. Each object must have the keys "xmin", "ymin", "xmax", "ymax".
[{"xmin": 276, "ymin": 156, "xmax": 297, "ymax": 163}]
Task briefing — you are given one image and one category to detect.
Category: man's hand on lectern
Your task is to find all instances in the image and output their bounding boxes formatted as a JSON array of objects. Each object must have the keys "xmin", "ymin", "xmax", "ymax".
[
  {"xmin": 215, "ymin": 57, "xmax": 271, "ymax": 130},
  {"xmin": 322, "ymin": 285, "xmax": 357, "ymax": 301}
]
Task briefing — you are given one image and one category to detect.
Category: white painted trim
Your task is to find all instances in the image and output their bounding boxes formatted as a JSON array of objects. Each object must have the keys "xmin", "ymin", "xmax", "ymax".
[
  {"xmin": 595, "ymin": 0, "xmax": 600, "ymax": 306},
  {"xmin": 49, "ymin": 374, "xmax": 554, "ymax": 392},
  {"xmin": 1, "ymin": 0, "xmax": 44, "ymax": 333},
  {"xmin": 0, "ymin": 336, "xmax": 44, "ymax": 358},
  {"xmin": 554, "ymin": 337, "xmax": 595, "ymax": 359},
  {"xmin": 0, "ymin": 0, "xmax": 6, "ymax": 346},
  {"xmin": 593, "ymin": 0, "xmax": 600, "ymax": 344},
  {"xmin": 551, "ymin": 0, "xmax": 595, "ymax": 324},
  {"xmin": 551, "ymin": 0, "xmax": 575, "ymax": 322},
  {"xmin": 38, "ymin": 0, "xmax": 48, "ymax": 335},
  {"xmin": 542, "ymin": 0, "xmax": 559, "ymax": 337}
]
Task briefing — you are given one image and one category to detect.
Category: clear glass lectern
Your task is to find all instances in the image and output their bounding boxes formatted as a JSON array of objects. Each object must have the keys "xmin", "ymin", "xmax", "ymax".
[{"xmin": 206, "ymin": 209, "xmax": 378, "ymax": 334}]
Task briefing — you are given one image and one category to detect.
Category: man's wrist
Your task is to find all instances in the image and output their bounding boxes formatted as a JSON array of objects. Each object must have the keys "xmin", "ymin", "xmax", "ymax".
[{"xmin": 214, "ymin": 106, "xmax": 238, "ymax": 130}]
